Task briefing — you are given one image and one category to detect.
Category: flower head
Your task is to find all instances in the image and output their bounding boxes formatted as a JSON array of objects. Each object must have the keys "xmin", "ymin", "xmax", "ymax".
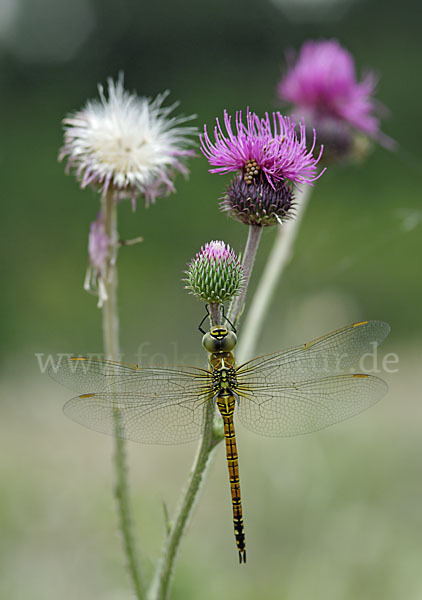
[
  {"xmin": 201, "ymin": 109, "xmax": 324, "ymax": 226},
  {"xmin": 60, "ymin": 75, "xmax": 197, "ymax": 208},
  {"xmin": 84, "ymin": 215, "xmax": 110, "ymax": 307},
  {"xmin": 221, "ymin": 174, "xmax": 294, "ymax": 226},
  {"xmin": 184, "ymin": 241, "xmax": 244, "ymax": 304},
  {"xmin": 278, "ymin": 40, "xmax": 394, "ymax": 153},
  {"xmin": 201, "ymin": 109, "xmax": 324, "ymax": 188}
]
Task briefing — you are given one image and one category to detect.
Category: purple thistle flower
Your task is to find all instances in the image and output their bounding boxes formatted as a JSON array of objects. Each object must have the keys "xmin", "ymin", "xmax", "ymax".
[
  {"xmin": 201, "ymin": 109, "xmax": 324, "ymax": 188},
  {"xmin": 278, "ymin": 40, "xmax": 394, "ymax": 150},
  {"xmin": 184, "ymin": 240, "xmax": 244, "ymax": 304},
  {"xmin": 59, "ymin": 75, "xmax": 197, "ymax": 208},
  {"xmin": 84, "ymin": 215, "xmax": 110, "ymax": 307}
]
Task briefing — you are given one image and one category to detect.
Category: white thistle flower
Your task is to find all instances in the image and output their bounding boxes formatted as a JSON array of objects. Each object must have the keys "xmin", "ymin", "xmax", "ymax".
[{"xmin": 59, "ymin": 75, "xmax": 197, "ymax": 208}]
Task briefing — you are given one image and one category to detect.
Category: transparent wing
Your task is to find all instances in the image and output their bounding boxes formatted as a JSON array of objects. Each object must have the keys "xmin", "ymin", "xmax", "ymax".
[
  {"xmin": 64, "ymin": 391, "xmax": 209, "ymax": 444},
  {"xmin": 50, "ymin": 357, "xmax": 213, "ymax": 444},
  {"xmin": 236, "ymin": 321, "xmax": 390, "ymax": 388},
  {"xmin": 49, "ymin": 356, "xmax": 209, "ymax": 394},
  {"xmin": 237, "ymin": 374, "xmax": 388, "ymax": 437}
]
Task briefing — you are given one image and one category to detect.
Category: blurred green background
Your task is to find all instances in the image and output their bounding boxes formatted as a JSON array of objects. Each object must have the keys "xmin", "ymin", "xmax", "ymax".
[{"xmin": 1, "ymin": 0, "xmax": 421, "ymax": 598}]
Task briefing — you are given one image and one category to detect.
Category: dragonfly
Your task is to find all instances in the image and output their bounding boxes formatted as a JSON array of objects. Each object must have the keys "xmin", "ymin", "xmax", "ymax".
[{"xmin": 49, "ymin": 318, "xmax": 390, "ymax": 563}]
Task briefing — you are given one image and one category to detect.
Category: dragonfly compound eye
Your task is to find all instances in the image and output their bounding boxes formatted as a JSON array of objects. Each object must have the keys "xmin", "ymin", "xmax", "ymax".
[{"xmin": 202, "ymin": 328, "xmax": 237, "ymax": 353}]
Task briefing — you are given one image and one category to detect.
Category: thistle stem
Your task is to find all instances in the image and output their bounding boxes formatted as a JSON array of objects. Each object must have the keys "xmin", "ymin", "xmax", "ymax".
[
  {"xmin": 101, "ymin": 191, "xmax": 120, "ymax": 360},
  {"xmin": 209, "ymin": 302, "xmax": 221, "ymax": 326},
  {"xmin": 101, "ymin": 189, "xmax": 145, "ymax": 600},
  {"xmin": 148, "ymin": 401, "xmax": 219, "ymax": 600},
  {"xmin": 236, "ymin": 185, "xmax": 312, "ymax": 363},
  {"xmin": 148, "ymin": 308, "xmax": 224, "ymax": 600},
  {"xmin": 228, "ymin": 224, "xmax": 263, "ymax": 326}
]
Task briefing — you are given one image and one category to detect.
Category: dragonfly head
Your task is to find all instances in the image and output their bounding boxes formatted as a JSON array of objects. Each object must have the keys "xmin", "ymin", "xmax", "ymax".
[{"xmin": 202, "ymin": 326, "xmax": 237, "ymax": 353}]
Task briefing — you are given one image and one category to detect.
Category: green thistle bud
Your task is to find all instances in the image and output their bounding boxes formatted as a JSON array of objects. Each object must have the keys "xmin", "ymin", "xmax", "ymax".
[{"xmin": 184, "ymin": 240, "xmax": 244, "ymax": 303}]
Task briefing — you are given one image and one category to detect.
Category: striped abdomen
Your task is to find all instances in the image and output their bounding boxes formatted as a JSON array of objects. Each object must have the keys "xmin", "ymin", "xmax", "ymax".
[{"xmin": 216, "ymin": 393, "xmax": 246, "ymax": 564}]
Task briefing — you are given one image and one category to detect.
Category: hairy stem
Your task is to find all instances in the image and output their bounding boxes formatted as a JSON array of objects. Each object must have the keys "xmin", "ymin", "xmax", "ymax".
[
  {"xmin": 101, "ymin": 191, "xmax": 120, "ymax": 360},
  {"xmin": 148, "ymin": 402, "xmax": 219, "ymax": 600},
  {"xmin": 148, "ymin": 309, "xmax": 223, "ymax": 600},
  {"xmin": 101, "ymin": 189, "xmax": 145, "ymax": 599},
  {"xmin": 228, "ymin": 224, "xmax": 263, "ymax": 326},
  {"xmin": 209, "ymin": 302, "xmax": 221, "ymax": 326},
  {"xmin": 236, "ymin": 185, "xmax": 312, "ymax": 363}
]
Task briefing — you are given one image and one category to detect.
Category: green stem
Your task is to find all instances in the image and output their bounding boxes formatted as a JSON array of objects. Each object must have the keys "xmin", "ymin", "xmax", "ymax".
[
  {"xmin": 148, "ymin": 309, "xmax": 224, "ymax": 600},
  {"xmin": 236, "ymin": 185, "xmax": 312, "ymax": 363},
  {"xmin": 209, "ymin": 302, "xmax": 221, "ymax": 326},
  {"xmin": 228, "ymin": 224, "xmax": 263, "ymax": 326},
  {"xmin": 101, "ymin": 189, "xmax": 145, "ymax": 600},
  {"xmin": 148, "ymin": 401, "xmax": 219, "ymax": 600},
  {"xmin": 101, "ymin": 191, "xmax": 120, "ymax": 360}
]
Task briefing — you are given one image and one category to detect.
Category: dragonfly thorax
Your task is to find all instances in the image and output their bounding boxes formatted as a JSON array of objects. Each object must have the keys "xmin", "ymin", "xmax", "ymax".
[
  {"xmin": 210, "ymin": 352, "xmax": 238, "ymax": 392},
  {"xmin": 209, "ymin": 351, "xmax": 236, "ymax": 371},
  {"xmin": 202, "ymin": 326, "xmax": 237, "ymax": 353}
]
